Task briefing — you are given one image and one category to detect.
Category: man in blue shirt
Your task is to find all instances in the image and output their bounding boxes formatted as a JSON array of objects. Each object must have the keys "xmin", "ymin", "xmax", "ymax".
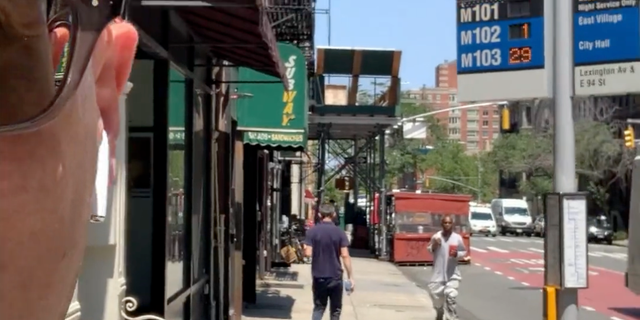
[{"xmin": 304, "ymin": 204, "xmax": 354, "ymax": 320}]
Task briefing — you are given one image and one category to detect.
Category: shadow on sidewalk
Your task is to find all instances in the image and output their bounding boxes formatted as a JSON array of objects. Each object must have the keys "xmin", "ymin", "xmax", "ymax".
[
  {"xmin": 243, "ymin": 289, "xmax": 296, "ymax": 319},
  {"xmin": 610, "ymin": 307, "xmax": 640, "ymax": 319},
  {"xmin": 349, "ymin": 248, "xmax": 376, "ymax": 259},
  {"xmin": 264, "ymin": 268, "xmax": 299, "ymax": 282}
]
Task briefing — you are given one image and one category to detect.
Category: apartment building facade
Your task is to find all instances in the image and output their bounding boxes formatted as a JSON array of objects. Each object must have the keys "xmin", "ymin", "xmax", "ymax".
[{"xmin": 401, "ymin": 61, "xmax": 502, "ymax": 152}]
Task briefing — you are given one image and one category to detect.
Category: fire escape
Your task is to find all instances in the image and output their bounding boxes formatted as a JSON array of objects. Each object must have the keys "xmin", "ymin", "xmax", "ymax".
[{"xmin": 267, "ymin": 0, "xmax": 317, "ymax": 74}]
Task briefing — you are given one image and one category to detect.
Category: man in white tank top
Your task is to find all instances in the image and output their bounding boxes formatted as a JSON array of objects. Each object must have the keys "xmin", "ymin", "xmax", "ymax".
[{"xmin": 427, "ymin": 215, "xmax": 467, "ymax": 320}]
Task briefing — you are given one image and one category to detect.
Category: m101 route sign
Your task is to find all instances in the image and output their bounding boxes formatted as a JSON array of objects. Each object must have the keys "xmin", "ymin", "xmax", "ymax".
[
  {"xmin": 457, "ymin": 0, "xmax": 551, "ymax": 102},
  {"xmin": 574, "ymin": 0, "xmax": 640, "ymax": 96}
]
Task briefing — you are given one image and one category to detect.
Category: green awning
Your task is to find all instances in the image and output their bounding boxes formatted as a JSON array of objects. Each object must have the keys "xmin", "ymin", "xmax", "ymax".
[{"xmin": 236, "ymin": 42, "xmax": 309, "ymax": 149}]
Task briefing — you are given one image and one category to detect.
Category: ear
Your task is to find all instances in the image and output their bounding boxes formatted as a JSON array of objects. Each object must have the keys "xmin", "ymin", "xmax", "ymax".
[{"xmin": 93, "ymin": 22, "xmax": 138, "ymax": 182}]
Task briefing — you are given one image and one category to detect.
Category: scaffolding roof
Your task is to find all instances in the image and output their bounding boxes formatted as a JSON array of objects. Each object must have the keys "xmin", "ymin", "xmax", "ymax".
[{"xmin": 316, "ymin": 47, "xmax": 402, "ymax": 76}]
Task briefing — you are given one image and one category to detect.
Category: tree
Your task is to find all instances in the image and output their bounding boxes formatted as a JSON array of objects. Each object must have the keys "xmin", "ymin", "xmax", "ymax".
[
  {"xmin": 420, "ymin": 141, "xmax": 498, "ymax": 201},
  {"xmin": 490, "ymin": 97, "xmax": 635, "ymax": 214},
  {"xmin": 385, "ymin": 101, "xmax": 447, "ymax": 187}
]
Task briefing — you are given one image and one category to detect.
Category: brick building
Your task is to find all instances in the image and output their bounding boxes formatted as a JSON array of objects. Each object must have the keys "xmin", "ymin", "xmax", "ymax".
[{"xmin": 402, "ymin": 60, "xmax": 501, "ymax": 153}]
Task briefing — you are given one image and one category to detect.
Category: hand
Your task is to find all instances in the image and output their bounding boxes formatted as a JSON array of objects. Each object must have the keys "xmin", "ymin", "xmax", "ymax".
[
  {"xmin": 348, "ymin": 278, "xmax": 355, "ymax": 292},
  {"xmin": 434, "ymin": 237, "xmax": 442, "ymax": 245},
  {"xmin": 449, "ymin": 249, "xmax": 458, "ymax": 258}
]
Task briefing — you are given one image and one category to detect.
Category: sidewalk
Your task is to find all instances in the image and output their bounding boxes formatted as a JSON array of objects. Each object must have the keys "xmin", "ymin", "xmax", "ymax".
[
  {"xmin": 613, "ymin": 239, "xmax": 628, "ymax": 247},
  {"xmin": 242, "ymin": 250, "xmax": 436, "ymax": 320}
]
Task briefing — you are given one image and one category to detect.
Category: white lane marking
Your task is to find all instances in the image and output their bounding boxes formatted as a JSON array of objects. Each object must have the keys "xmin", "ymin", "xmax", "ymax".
[
  {"xmin": 590, "ymin": 265, "xmax": 625, "ymax": 275},
  {"xmin": 518, "ymin": 249, "xmax": 533, "ymax": 253},
  {"xmin": 589, "ymin": 271, "xmax": 599, "ymax": 275},
  {"xmin": 596, "ymin": 252, "xmax": 627, "ymax": 259},
  {"xmin": 581, "ymin": 306, "xmax": 595, "ymax": 311},
  {"xmin": 507, "ymin": 276, "xmax": 515, "ymax": 280},
  {"xmin": 487, "ymin": 246, "xmax": 509, "ymax": 253},
  {"xmin": 483, "ymin": 238, "xmax": 496, "ymax": 241},
  {"xmin": 500, "ymin": 238, "xmax": 514, "ymax": 242},
  {"xmin": 528, "ymin": 248, "xmax": 545, "ymax": 253},
  {"xmin": 521, "ymin": 282, "xmax": 530, "ymax": 286},
  {"xmin": 474, "ymin": 263, "xmax": 482, "ymax": 267},
  {"xmin": 484, "ymin": 267, "xmax": 491, "ymax": 270},
  {"xmin": 514, "ymin": 239, "xmax": 530, "ymax": 243},
  {"xmin": 471, "ymin": 246, "xmax": 488, "ymax": 253},
  {"xmin": 495, "ymin": 271, "xmax": 503, "ymax": 275},
  {"xmin": 588, "ymin": 252, "xmax": 604, "ymax": 257},
  {"xmin": 611, "ymin": 317, "xmax": 624, "ymax": 320}
]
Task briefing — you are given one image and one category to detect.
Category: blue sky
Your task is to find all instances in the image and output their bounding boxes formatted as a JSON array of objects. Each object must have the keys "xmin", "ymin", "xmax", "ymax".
[{"xmin": 314, "ymin": 0, "xmax": 457, "ymax": 89}]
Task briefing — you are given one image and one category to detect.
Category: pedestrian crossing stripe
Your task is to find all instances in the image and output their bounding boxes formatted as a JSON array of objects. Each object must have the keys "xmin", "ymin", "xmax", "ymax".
[{"xmin": 470, "ymin": 246, "xmax": 627, "ymax": 259}]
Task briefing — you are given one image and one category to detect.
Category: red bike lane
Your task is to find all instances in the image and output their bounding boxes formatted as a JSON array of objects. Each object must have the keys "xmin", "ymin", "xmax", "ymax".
[{"xmin": 471, "ymin": 250, "xmax": 640, "ymax": 320}]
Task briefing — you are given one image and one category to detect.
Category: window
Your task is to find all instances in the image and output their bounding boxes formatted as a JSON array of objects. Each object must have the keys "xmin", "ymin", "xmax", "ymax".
[
  {"xmin": 482, "ymin": 131, "xmax": 489, "ymax": 137},
  {"xmin": 467, "ymin": 110, "xmax": 478, "ymax": 116},
  {"xmin": 493, "ymin": 132, "xmax": 499, "ymax": 139},
  {"xmin": 492, "ymin": 120, "xmax": 499, "ymax": 128},
  {"xmin": 482, "ymin": 120, "xmax": 489, "ymax": 127},
  {"xmin": 467, "ymin": 141, "xmax": 478, "ymax": 149},
  {"xmin": 449, "ymin": 95, "xmax": 457, "ymax": 102},
  {"xmin": 467, "ymin": 130, "xmax": 478, "ymax": 137},
  {"xmin": 494, "ymin": 110, "xmax": 500, "ymax": 116},
  {"xmin": 482, "ymin": 110, "xmax": 489, "ymax": 116},
  {"xmin": 426, "ymin": 94, "xmax": 432, "ymax": 102},
  {"xmin": 440, "ymin": 68, "xmax": 449, "ymax": 74},
  {"xmin": 436, "ymin": 94, "xmax": 441, "ymax": 101},
  {"xmin": 448, "ymin": 128, "xmax": 460, "ymax": 136},
  {"xmin": 508, "ymin": 0, "xmax": 531, "ymax": 18},
  {"xmin": 467, "ymin": 120, "xmax": 478, "ymax": 128},
  {"xmin": 449, "ymin": 117, "xmax": 459, "ymax": 124},
  {"xmin": 450, "ymin": 109, "xmax": 460, "ymax": 115},
  {"xmin": 439, "ymin": 77, "xmax": 448, "ymax": 83}
]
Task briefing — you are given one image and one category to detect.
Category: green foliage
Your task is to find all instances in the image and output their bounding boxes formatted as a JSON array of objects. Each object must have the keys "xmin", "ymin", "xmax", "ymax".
[
  {"xmin": 323, "ymin": 174, "xmax": 346, "ymax": 205},
  {"xmin": 490, "ymin": 118, "xmax": 633, "ymax": 207},
  {"xmin": 422, "ymin": 141, "xmax": 498, "ymax": 201}
]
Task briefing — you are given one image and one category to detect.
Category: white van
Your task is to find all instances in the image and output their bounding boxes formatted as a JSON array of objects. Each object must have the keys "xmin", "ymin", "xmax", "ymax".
[
  {"xmin": 469, "ymin": 205, "xmax": 497, "ymax": 237},
  {"xmin": 491, "ymin": 199, "xmax": 533, "ymax": 236}
]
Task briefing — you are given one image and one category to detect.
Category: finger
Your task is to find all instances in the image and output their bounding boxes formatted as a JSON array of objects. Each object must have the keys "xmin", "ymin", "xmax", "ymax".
[{"xmin": 50, "ymin": 27, "xmax": 69, "ymax": 72}]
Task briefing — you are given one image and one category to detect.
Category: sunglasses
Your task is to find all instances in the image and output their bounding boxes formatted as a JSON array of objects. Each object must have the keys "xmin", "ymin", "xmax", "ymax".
[{"xmin": 0, "ymin": 0, "xmax": 127, "ymax": 134}]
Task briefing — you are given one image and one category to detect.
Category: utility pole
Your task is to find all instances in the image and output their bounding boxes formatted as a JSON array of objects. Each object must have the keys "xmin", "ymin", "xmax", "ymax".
[{"xmin": 547, "ymin": 0, "xmax": 579, "ymax": 318}]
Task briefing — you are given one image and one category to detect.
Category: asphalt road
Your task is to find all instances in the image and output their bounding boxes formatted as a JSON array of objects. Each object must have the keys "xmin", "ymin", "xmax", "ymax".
[{"xmin": 398, "ymin": 235, "xmax": 640, "ymax": 320}]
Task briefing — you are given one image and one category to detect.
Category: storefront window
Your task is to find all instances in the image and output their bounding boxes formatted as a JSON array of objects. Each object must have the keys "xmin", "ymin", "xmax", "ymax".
[{"xmin": 166, "ymin": 70, "xmax": 186, "ymax": 296}]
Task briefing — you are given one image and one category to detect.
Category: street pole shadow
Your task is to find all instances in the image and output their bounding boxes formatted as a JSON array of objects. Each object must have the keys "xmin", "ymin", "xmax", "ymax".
[
  {"xmin": 610, "ymin": 307, "xmax": 640, "ymax": 319},
  {"xmin": 242, "ymin": 289, "xmax": 296, "ymax": 319}
]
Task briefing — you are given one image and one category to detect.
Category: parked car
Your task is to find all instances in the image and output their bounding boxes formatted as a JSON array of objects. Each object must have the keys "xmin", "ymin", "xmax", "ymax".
[
  {"xmin": 469, "ymin": 205, "xmax": 498, "ymax": 237},
  {"xmin": 588, "ymin": 216, "xmax": 613, "ymax": 245},
  {"xmin": 533, "ymin": 216, "xmax": 545, "ymax": 237}
]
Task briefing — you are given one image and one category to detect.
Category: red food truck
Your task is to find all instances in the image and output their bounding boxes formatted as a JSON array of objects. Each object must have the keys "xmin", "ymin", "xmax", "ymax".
[{"xmin": 388, "ymin": 192, "xmax": 473, "ymax": 265}]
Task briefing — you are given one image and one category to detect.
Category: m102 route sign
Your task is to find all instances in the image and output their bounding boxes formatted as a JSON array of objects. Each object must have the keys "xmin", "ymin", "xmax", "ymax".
[{"xmin": 457, "ymin": 0, "xmax": 551, "ymax": 102}]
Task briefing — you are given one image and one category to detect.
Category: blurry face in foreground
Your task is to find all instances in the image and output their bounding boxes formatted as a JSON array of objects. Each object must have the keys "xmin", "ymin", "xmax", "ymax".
[{"xmin": 0, "ymin": 4, "xmax": 138, "ymax": 320}]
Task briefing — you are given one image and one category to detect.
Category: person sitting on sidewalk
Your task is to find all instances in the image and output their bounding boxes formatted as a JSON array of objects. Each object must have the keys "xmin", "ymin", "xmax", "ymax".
[
  {"xmin": 427, "ymin": 215, "xmax": 468, "ymax": 320},
  {"xmin": 304, "ymin": 204, "xmax": 355, "ymax": 320}
]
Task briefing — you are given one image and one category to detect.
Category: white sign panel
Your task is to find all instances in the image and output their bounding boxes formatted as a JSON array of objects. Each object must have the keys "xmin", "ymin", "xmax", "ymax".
[
  {"xmin": 561, "ymin": 197, "xmax": 589, "ymax": 289},
  {"xmin": 573, "ymin": 0, "xmax": 640, "ymax": 96},
  {"xmin": 575, "ymin": 62, "xmax": 640, "ymax": 96}
]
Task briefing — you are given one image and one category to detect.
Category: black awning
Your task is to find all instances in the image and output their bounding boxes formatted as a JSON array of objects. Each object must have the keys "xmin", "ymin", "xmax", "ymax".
[{"xmin": 176, "ymin": 0, "xmax": 287, "ymax": 86}]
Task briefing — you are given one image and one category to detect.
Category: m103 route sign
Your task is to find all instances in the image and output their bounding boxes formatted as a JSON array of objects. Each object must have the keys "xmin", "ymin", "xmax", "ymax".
[
  {"xmin": 457, "ymin": 0, "xmax": 551, "ymax": 102},
  {"xmin": 574, "ymin": 0, "xmax": 640, "ymax": 96}
]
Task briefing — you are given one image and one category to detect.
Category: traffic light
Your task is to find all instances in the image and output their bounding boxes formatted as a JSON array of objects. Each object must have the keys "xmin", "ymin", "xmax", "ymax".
[
  {"xmin": 624, "ymin": 126, "xmax": 635, "ymax": 149},
  {"xmin": 501, "ymin": 107, "xmax": 511, "ymax": 131}
]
